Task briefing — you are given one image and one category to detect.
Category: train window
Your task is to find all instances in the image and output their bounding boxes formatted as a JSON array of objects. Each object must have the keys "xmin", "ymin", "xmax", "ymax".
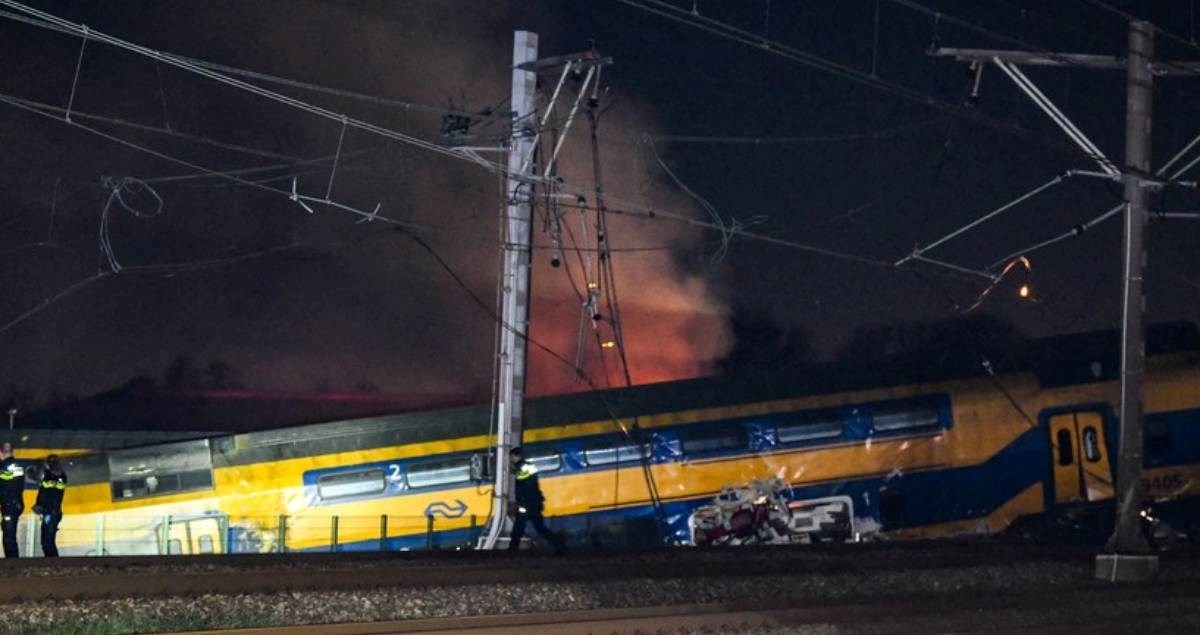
[
  {"xmin": 108, "ymin": 439, "xmax": 214, "ymax": 501},
  {"xmin": 584, "ymin": 442, "xmax": 649, "ymax": 466},
  {"xmin": 317, "ymin": 468, "xmax": 386, "ymax": 500},
  {"xmin": 406, "ymin": 457, "xmax": 471, "ymax": 489},
  {"xmin": 679, "ymin": 426, "xmax": 748, "ymax": 455},
  {"xmin": 871, "ymin": 405, "xmax": 940, "ymax": 433},
  {"xmin": 198, "ymin": 535, "xmax": 215, "ymax": 554},
  {"xmin": 1082, "ymin": 427, "xmax": 1101, "ymax": 462},
  {"xmin": 1146, "ymin": 417, "xmax": 1172, "ymax": 455},
  {"xmin": 1056, "ymin": 429, "xmax": 1074, "ymax": 466},
  {"xmin": 879, "ymin": 487, "xmax": 904, "ymax": 529},
  {"xmin": 776, "ymin": 414, "xmax": 842, "ymax": 444},
  {"xmin": 527, "ymin": 450, "xmax": 563, "ymax": 473}
]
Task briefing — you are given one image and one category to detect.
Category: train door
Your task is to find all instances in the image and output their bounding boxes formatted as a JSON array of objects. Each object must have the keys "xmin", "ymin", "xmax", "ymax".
[
  {"xmin": 160, "ymin": 515, "xmax": 225, "ymax": 555},
  {"xmin": 1048, "ymin": 411, "xmax": 1114, "ymax": 505}
]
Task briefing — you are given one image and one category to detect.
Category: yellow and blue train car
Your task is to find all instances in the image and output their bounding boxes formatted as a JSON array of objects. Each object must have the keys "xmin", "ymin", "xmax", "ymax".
[{"xmin": 25, "ymin": 327, "xmax": 1200, "ymax": 556}]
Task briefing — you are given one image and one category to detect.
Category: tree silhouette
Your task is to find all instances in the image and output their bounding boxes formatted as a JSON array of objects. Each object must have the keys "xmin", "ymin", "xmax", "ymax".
[
  {"xmin": 835, "ymin": 314, "xmax": 1029, "ymax": 376},
  {"xmin": 718, "ymin": 309, "xmax": 814, "ymax": 375},
  {"xmin": 164, "ymin": 354, "xmax": 203, "ymax": 389},
  {"xmin": 204, "ymin": 360, "xmax": 243, "ymax": 389}
]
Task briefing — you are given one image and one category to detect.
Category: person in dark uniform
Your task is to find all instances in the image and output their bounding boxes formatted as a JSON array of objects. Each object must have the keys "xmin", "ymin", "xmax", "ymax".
[
  {"xmin": 508, "ymin": 447, "xmax": 567, "ymax": 554},
  {"xmin": 33, "ymin": 455, "xmax": 66, "ymax": 557},
  {"xmin": 0, "ymin": 442, "xmax": 25, "ymax": 558}
]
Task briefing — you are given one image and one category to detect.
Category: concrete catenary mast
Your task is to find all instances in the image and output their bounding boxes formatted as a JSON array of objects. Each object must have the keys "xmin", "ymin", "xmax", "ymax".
[
  {"xmin": 478, "ymin": 31, "xmax": 539, "ymax": 551},
  {"xmin": 478, "ymin": 32, "xmax": 611, "ymax": 550}
]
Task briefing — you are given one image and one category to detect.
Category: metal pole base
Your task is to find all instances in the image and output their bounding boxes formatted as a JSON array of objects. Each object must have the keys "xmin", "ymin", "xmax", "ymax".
[{"xmin": 1094, "ymin": 553, "xmax": 1159, "ymax": 582}]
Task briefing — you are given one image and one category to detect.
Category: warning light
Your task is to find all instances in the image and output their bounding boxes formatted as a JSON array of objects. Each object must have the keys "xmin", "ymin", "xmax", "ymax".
[{"xmin": 601, "ymin": 340, "xmax": 616, "ymax": 349}]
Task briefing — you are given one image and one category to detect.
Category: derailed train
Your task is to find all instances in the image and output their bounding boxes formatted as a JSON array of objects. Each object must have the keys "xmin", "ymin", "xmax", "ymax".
[{"xmin": 7, "ymin": 326, "xmax": 1200, "ymax": 555}]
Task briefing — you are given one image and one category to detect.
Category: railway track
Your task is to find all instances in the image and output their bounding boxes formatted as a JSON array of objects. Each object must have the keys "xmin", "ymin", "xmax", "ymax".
[
  {"xmin": 3, "ymin": 543, "xmax": 1197, "ymax": 634},
  {"xmin": 0, "ymin": 540, "xmax": 1150, "ymax": 600},
  {"xmin": 168, "ymin": 579, "xmax": 1200, "ymax": 634}
]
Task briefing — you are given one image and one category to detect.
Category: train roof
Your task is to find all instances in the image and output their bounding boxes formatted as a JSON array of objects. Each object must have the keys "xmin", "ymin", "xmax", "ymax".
[
  {"xmin": 0, "ymin": 428, "xmax": 217, "ymax": 455},
  {"xmin": 22, "ymin": 322, "xmax": 1200, "ymax": 465},
  {"xmin": 209, "ymin": 321, "xmax": 1200, "ymax": 457},
  {"xmin": 46, "ymin": 321, "xmax": 1200, "ymax": 487}
]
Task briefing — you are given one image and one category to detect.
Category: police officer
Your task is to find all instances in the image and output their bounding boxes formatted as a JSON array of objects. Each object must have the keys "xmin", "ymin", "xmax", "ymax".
[
  {"xmin": 508, "ymin": 447, "xmax": 567, "ymax": 554},
  {"xmin": 33, "ymin": 455, "xmax": 66, "ymax": 557},
  {"xmin": 0, "ymin": 442, "xmax": 25, "ymax": 558}
]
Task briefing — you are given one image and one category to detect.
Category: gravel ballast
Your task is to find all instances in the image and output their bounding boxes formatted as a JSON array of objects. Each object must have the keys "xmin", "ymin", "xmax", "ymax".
[{"xmin": 1, "ymin": 554, "xmax": 1196, "ymax": 635}]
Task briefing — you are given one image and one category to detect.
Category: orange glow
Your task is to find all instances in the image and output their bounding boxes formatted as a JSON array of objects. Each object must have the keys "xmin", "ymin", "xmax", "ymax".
[
  {"xmin": 526, "ymin": 288, "xmax": 731, "ymax": 396},
  {"xmin": 1019, "ymin": 285, "xmax": 1030, "ymax": 298}
]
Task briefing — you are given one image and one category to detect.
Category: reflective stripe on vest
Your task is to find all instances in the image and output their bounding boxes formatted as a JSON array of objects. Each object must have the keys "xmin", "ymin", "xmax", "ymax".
[
  {"xmin": 515, "ymin": 463, "xmax": 539, "ymax": 480},
  {"xmin": 40, "ymin": 480, "xmax": 66, "ymax": 490}
]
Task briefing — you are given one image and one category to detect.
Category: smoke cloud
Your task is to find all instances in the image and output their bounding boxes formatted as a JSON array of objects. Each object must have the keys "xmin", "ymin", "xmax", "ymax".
[{"xmin": 0, "ymin": 1, "xmax": 731, "ymax": 403}]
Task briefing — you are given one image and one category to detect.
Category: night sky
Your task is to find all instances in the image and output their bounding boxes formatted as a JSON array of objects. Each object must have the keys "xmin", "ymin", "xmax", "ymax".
[{"xmin": 2, "ymin": 1, "xmax": 1198, "ymax": 409}]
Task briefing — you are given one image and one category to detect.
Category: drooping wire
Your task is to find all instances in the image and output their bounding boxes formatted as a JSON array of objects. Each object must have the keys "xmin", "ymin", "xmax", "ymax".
[
  {"xmin": 0, "ymin": 273, "xmax": 109, "ymax": 335},
  {"xmin": 962, "ymin": 256, "xmax": 1031, "ymax": 313},
  {"xmin": 643, "ymin": 134, "xmax": 768, "ymax": 263},
  {"xmin": 901, "ymin": 269, "xmax": 1119, "ymax": 491},
  {"xmin": 0, "ymin": 92, "xmax": 427, "ymax": 231},
  {"xmin": 588, "ymin": 103, "xmax": 671, "ymax": 539},
  {"xmin": 98, "ymin": 178, "xmax": 163, "ymax": 273}
]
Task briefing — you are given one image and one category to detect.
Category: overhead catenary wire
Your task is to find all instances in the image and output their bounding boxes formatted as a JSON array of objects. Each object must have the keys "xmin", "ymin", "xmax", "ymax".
[
  {"xmin": 1167, "ymin": 147, "xmax": 1200, "ymax": 181},
  {"xmin": 0, "ymin": 1, "xmax": 528, "ymax": 182},
  {"xmin": 2, "ymin": 1, "xmax": 1009, "ymax": 291},
  {"xmin": 874, "ymin": 1, "xmax": 1200, "ymax": 278},
  {"xmin": 643, "ymin": 134, "xmax": 767, "ymax": 263},
  {"xmin": 646, "ymin": 119, "xmax": 940, "ymax": 144},
  {"xmin": 586, "ymin": 102, "xmax": 670, "ymax": 536},
  {"xmin": 1158, "ymin": 130, "xmax": 1200, "ymax": 177},
  {"xmin": 1, "ymin": 227, "xmax": 424, "ymax": 336},
  {"xmin": 0, "ymin": 91, "xmax": 309, "ymax": 164},
  {"xmin": 891, "ymin": 0, "xmax": 1200, "ymax": 79},
  {"xmin": 986, "ymin": 0, "xmax": 1099, "ymax": 42},
  {"xmin": 983, "ymin": 123, "xmax": 1200, "ymax": 270},
  {"xmin": 0, "ymin": 92, "xmax": 429, "ymax": 231},
  {"xmin": 888, "ymin": 0, "xmax": 1120, "ymax": 69},
  {"xmin": 406, "ymin": 222, "xmax": 672, "ymax": 534},
  {"xmin": 0, "ymin": 88, "xmax": 393, "ymax": 189},
  {"xmin": 616, "ymin": 0, "xmax": 1085, "ymax": 158},
  {"xmin": 96, "ymin": 177, "xmax": 350, "ymax": 276},
  {"xmin": 898, "ymin": 172, "xmax": 1071, "ymax": 265},
  {"xmin": 99, "ymin": 178, "xmax": 162, "ymax": 273},
  {"xmin": 591, "ymin": 197, "xmax": 914, "ymax": 272},
  {"xmin": 0, "ymin": 272, "xmax": 108, "ymax": 335},
  {"xmin": 900, "ymin": 269, "xmax": 1118, "ymax": 491},
  {"xmin": 0, "ymin": 48, "xmax": 949, "ymax": 288},
  {"xmin": 0, "ymin": 8, "xmax": 510, "ymax": 126},
  {"xmin": 1081, "ymin": 0, "xmax": 1200, "ymax": 59}
]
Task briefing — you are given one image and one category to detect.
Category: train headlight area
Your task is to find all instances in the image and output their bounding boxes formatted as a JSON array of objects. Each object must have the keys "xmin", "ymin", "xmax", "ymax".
[{"xmin": 0, "ymin": 324, "xmax": 1197, "ymax": 557}]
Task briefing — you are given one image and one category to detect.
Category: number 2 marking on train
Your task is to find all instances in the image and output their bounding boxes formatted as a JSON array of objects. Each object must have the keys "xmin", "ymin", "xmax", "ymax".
[{"xmin": 387, "ymin": 464, "xmax": 402, "ymax": 481}]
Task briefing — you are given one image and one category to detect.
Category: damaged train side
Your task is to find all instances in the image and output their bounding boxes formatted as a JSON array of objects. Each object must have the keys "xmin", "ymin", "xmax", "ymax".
[{"xmin": 29, "ymin": 336, "xmax": 1200, "ymax": 555}]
